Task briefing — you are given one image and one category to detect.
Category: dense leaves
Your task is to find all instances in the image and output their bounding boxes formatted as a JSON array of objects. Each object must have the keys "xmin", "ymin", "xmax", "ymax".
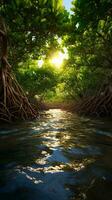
[
  {"xmin": 16, "ymin": 61, "xmax": 58, "ymax": 99},
  {"xmin": 60, "ymin": 0, "xmax": 112, "ymax": 99},
  {"xmin": 0, "ymin": 0, "xmax": 66, "ymax": 66},
  {"xmin": 1, "ymin": 0, "xmax": 112, "ymax": 107}
]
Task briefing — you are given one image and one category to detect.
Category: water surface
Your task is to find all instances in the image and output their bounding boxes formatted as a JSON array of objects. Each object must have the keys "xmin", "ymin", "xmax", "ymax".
[{"xmin": 0, "ymin": 109, "xmax": 112, "ymax": 200}]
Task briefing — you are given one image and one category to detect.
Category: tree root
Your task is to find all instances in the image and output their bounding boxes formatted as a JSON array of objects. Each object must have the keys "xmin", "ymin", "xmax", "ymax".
[
  {"xmin": 0, "ymin": 68, "xmax": 38, "ymax": 122},
  {"xmin": 75, "ymin": 85, "xmax": 112, "ymax": 117},
  {"xmin": 0, "ymin": 17, "xmax": 38, "ymax": 123}
]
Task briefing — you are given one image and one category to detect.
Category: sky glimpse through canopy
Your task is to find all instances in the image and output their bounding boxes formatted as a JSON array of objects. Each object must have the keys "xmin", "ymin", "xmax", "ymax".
[{"xmin": 64, "ymin": 0, "xmax": 72, "ymax": 11}]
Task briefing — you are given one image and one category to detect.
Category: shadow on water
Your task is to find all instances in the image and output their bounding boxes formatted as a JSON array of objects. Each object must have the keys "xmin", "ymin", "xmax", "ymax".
[{"xmin": 0, "ymin": 109, "xmax": 112, "ymax": 200}]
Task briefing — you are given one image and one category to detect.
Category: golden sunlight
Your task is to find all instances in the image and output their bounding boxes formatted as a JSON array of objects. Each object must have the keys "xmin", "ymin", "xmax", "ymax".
[
  {"xmin": 51, "ymin": 55, "xmax": 63, "ymax": 68},
  {"xmin": 50, "ymin": 50, "xmax": 68, "ymax": 69}
]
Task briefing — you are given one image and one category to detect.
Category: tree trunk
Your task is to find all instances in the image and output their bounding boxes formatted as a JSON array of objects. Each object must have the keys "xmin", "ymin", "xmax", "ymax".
[{"xmin": 0, "ymin": 16, "xmax": 37, "ymax": 122}]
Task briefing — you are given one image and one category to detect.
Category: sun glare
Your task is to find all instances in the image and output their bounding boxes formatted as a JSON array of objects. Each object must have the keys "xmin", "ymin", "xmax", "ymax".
[
  {"xmin": 51, "ymin": 56, "xmax": 63, "ymax": 68},
  {"xmin": 50, "ymin": 50, "xmax": 68, "ymax": 69}
]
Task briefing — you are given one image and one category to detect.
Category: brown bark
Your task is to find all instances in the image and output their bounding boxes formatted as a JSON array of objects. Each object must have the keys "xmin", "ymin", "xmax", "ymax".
[
  {"xmin": 0, "ymin": 16, "xmax": 37, "ymax": 122},
  {"xmin": 75, "ymin": 84, "xmax": 112, "ymax": 117}
]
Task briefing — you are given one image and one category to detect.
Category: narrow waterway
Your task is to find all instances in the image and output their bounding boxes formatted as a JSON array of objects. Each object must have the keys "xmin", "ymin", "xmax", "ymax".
[{"xmin": 0, "ymin": 109, "xmax": 112, "ymax": 200}]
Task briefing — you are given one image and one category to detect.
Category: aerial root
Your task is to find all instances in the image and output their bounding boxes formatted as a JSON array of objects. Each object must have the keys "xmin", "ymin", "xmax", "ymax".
[
  {"xmin": 75, "ymin": 85, "xmax": 112, "ymax": 117},
  {"xmin": 0, "ymin": 68, "xmax": 38, "ymax": 122},
  {"xmin": 0, "ymin": 20, "xmax": 37, "ymax": 123}
]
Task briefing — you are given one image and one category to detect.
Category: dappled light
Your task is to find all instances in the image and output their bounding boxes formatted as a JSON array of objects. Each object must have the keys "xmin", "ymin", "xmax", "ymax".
[
  {"xmin": 0, "ymin": 0, "xmax": 112, "ymax": 200},
  {"xmin": 0, "ymin": 109, "xmax": 112, "ymax": 200},
  {"xmin": 38, "ymin": 59, "xmax": 44, "ymax": 68}
]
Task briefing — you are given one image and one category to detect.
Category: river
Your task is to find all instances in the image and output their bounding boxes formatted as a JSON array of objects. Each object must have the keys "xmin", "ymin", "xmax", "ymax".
[{"xmin": 0, "ymin": 109, "xmax": 112, "ymax": 200}]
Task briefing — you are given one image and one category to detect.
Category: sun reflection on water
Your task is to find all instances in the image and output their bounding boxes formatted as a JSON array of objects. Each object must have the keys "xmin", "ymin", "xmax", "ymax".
[{"xmin": 0, "ymin": 108, "xmax": 112, "ymax": 200}]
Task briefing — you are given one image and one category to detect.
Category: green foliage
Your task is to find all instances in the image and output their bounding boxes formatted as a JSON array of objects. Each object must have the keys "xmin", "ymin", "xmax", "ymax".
[
  {"xmin": 59, "ymin": 0, "xmax": 112, "ymax": 100},
  {"xmin": 0, "ymin": 0, "xmax": 67, "ymax": 66},
  {"xmin": 61, "ymin": 67, "xmax": 109, "ymax": 99},
  {"xmin": 15, "ymin": 60, "xmax": 58, "ymax": 98},
  {"xmin": 70, "ymin": 0, "xmax": 112, "ymax": 69},
  {"xmin": 1, "ymin": 0, "xmax": 112, "ymax": 103}
]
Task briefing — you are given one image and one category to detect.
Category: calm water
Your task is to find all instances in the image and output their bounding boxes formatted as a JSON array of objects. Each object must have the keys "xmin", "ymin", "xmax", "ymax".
[{"xmin": 0, "ymin": 109, "xmax": 112, "ymax": 200}]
